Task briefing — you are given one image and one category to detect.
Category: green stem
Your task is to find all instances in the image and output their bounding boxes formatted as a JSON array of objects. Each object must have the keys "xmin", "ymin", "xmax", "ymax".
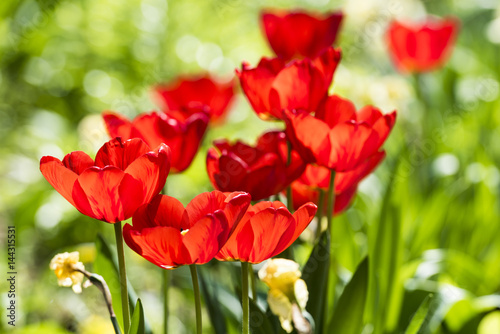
[
  {"xmin": 163, "ymin": 269, "xmax": 170, "ymax": 334},
  {"xmin": 326, "ymin": 171, "xmax": 336, "ymax": 232},
  {"xmin": 286, "ymin": 139, "xmax": 294, "ymax": 212},
  {"xmin": 241, "ymin": 262, "xmax": 250, "ymax": 334},
  {"xmin": 414, "ymin": 73, "xmax": 431, "ymax": 119},
  {"xmin": 286, "ymin": 185, "xmax": 293, "ymax": 212},
  {"xmin": 315, "ymin": 189, "xmax": 325, "ymax": 240},
  {"xmin": 324, "ymin": 171, "xmax": 336, "ymax": 331},
  {"xmin": 190, "ymin": 265, "xmax": 202, "ymax": 334},
  {"xmin": 114, "ymin": 222, "xmax": 130, "ymax": 334},
  {"xmin": 249, "ymin": 264, "xmax": 257, "ymax": 300},
  {"xmin": 162, "ymin": 183, "xmax": 169, "ymax": 334},
  {"xmin": 111, "ymin": 316, "xmax": 122, "ymax": 334}
]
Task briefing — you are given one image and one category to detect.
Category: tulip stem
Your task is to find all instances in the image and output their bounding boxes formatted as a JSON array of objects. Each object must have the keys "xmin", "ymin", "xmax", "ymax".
[
  {"xmin": 189, "ymin": 265, "xmax": 202, "ymax": 334},
  {"xmin": 241, "ymin": 262, "xmax": 250, "ymax": 334},
  {"xmin": 325, "ymin": 171, "xmax": 336, "ymax": 332},
  {"xmin": 161, "ymin": 184, "xmax": 170, "ymax": 334},
  {"xmin": 286, "ymin": 186, "xmax": 293, "ymax": 211},
  {"xmin": 286, "ymin": 140, "xmax": 294, "ymax": 212},
  {"xmin": 315, "ymin": 189, "xmax": 325, "ymax": 240},
  {"xmin": 326, "ymin": 171, "xmax": 336, "ymax": 232},
  {"xmin": 113, "ymin": 222, "xmax": 130, "ymax": 334},
  {"xmin": 414, "ymin": 73, "xmax": 431, "ymax": 119},
  {"xmin": 74, "ymin": 268, "xmax": 122, "ymax": 334},
  {"xmin": 163, "ymin": 269, "xmax": 170, "ymax": 334},
  {"xmin": 249, "ymin": 264, "xmax": 257, "ymax": 300}
]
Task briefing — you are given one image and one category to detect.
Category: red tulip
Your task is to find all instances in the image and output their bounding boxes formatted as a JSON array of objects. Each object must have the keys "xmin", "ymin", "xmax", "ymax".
[
  {"xmin": 387, "ymin": 17, "xmax": 459, "ymax": 73},
  {"xmin": 40, "ymin": 138, "xmax": 171, "ymax": 223},
  {"xmin": 206, "ymin": 131, "xmax": 306, "ymax": 201},
  {"xmin": 290, "ymin": 151, "xmax": 385, "ymax": 214},
  {"xmin": 237, "ymin": 47, "xmax": 341, "ymax": 120},
  {"xmin": 123, "ymin": 191, "xmax": 251, "ymax": 269},
  {"xmin": 285, "ymin": 95, "xmax": 396, "ymax": 171},
  {"xmin": 216, "ymin": 201, "xmax": 317, "ymax": 263},
  {"xmin": 153, "ymin": 75, "xmax": 235, "ymax": 123},
  {"xmin": 261, "ymin": 9, "xmax": 343, "ymax": 61},
  {"xmin": 103, "ymin": 111, "xmax": 208, "ymax": 173}
]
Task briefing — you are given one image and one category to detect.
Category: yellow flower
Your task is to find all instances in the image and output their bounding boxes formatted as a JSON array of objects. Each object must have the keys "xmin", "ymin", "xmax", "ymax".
[
  {"xmin": 258, "ymin": 259, "xmax": 309, "ymax": 333},
  {"xmin": 49, "ymin": 252, "xmax": 85, "ymax": 294}
]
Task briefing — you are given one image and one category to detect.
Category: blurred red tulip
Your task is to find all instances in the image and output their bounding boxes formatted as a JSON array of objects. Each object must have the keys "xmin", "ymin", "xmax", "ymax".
[
  {"xmin": 289, "ymin": 152, "xmax": 385, "ymax": 214},
  {"xmin": 387, "ymin": 17, "xmax": 459, "ymax": 73},
  {"xmin": 153, "ymin": 75, "xmax": 235, "ymax": 124},
  {"xmin": 103, "ymin": 111, "xmax": 208, "ymax": 173},
  {"xmin": 216, "ymin": 201, "xmax": 317, "ymax": 263},
  {"xmin": 123, "ymin": 191, "xmax": 251, "ymax": 269},
  {"xmin": 237, "ymin": 47, "xmax": 341, "ymax": 120},
  {"xmin": 40, "ymin": 138, "xmax": 171, "ymax": 223},
  {"xmin": 285, "ymin": 95, "xmax": 396, "ymax": 171},
  {"xmin": 206, "ymin": 131, "xmax": 306, "ymax": 201},
  {"xmin": 261, "ymin": 9, "xmax": 343, "ymax": 61}
]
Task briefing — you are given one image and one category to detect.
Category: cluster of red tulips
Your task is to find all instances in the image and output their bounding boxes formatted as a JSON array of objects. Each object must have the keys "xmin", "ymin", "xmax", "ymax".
[{"xmin": 41, "ymin": 7, "xmax": 459, "ymax": 334}]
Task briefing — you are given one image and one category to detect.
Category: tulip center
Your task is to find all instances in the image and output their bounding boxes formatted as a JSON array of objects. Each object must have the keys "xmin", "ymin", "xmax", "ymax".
[{"xmin": 180, "ymin": 229, "xmax": 189, "ymax": 236}]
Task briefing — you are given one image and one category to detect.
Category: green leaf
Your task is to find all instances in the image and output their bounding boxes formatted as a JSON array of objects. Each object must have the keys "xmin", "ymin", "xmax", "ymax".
[
  {"xmin": 328, "ymin": 257, "xmax": 369, "ymax": 334},
  {"xmin": 249, "ymin": 296, "xmax": 276, "ymax": 334},
  {"xmin": 94, "ymin": 234, "xmax": 153, "ymax": 334},
  {"xmin": 404, "ymin": 295, "xmax": 431, "ymax": 334},
  {"xmin": 94, "ymin": 233, "xmax": 124, "ymax": 330},
  {"xmin": 365, "ymin": 153, "xmax": 404, "ymax": 332},
  {"xmin": 410, "ymin": 293, "xmax": 445, "ymax": 334},
  {"xmin": 128, "ymin": 299, "xmax": 145, "ymax": 334},
  {"xmin": 198, "ymin": 267, "xmax": 228, "ymax": 334},
  {"xmin": 302, "ymin": 230, "xmax": 330, "ymax": 334}
]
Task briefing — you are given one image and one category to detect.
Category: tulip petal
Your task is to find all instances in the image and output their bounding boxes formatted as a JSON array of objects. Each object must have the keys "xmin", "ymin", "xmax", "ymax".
[
  {"xmin": 153, "ymin": 76, "xmax": 235, "ymax": 122},
  {"xmin": 270, "ymin": 208, "xmax": 309, "ymax": 258},
  {"xmin": 166, "ymin": 113, "xmax": 209, "ymax": 172},
  {"xmin": 387, "ymin": 18, "xmax": 459, "ymax": 72},
  {"xmin": 130, "ymin": 113, "xmax": 164, "ymax": 149},
  {"xmin": 285, "ymin": 110, "xmax": 331, "ymax": 163},
  {"xmin": 183, "ymin": 211, "xmax": 228, "ymax": 264},
  {"xmin": 317, "ymin": 123, "xmax": 379, "ymax": 171},
  {"xmin": 238, "ymin": 58, "xmax": 286, "ymax": 119},
  {"xmin": 40, "ymin": 156, "xmax": 79, "ymax": 207},
  {"xmin": 222, "ymin": 192, "xmax": 252, "ymax": 233},
  {"xmin": 334, "ymin": 185, "xmax": 357, "ymax": 214},
  {"xmin": 269, "ymin": 61, "xmax": 322, "ymax": 112},
  {"xmin": 102, "ymin": 111, "xmax": 135, "ymax": 140},
  {"xmin": 72, "ymin": 166, "xmax": 142, "ymax": 222},
  {"xmin": 123, "ymin": 224, "xmax": 189, "ymax": 269},
  {"xmin": 213, "ymin": 154, "xmax": 248, "ymax": 191},
  {"xmin": 261, "ymin": 10, "xmax": 343, "ymax": 60},
  {"xmin": 316, "ymin": 95, "xmax": 357, "ymax": 127},
  {"xmin": 286, "ymin": 202, "xmax": 317, "ymax": 247},
  {"xmin": 133, "ymin": 194, "xmax": 187, "ymax": 230},
  {"xmin": 124, "ymin": 143, "xmax": 171, "ymax": 205},
  {"xmin": 245, "ymin": 206, "xmax": 295, "ymax": 263},
  {"xmin": 335, "ymin": 151, "xmax": 385, "ymax": 193},
  {"xmin": 185, "ymin": 191, "xmax": 228, "ymax": 227},
  {"xmin": 61, "ymin": 151, "xmax": 95, "ymax": 175},
  {"xmin": 95, "ymin": 138, "xmax": 151, "ymax": 170}
]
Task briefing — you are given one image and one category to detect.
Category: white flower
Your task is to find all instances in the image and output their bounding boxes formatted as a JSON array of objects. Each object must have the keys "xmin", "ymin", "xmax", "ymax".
[
  {"xmin": 258, "ymin": 258, "xmax": 309, "ymax": 333},
  {"xmin": 49, "ymin": 252, "xmax": 85, "ymax": 294}
]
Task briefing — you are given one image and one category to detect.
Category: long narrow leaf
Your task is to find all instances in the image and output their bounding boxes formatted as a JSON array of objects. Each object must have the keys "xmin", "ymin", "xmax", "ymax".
[
  {"xmin": 199, "ymin": 267, "xmax": 228, "ymax": 334},
  {"xmin": 404, "ymin": 295, "xmax": 432, "ymax": 334},
  {"xmin": 94, "ymin": 234, "xmax": 153, "ymax": 334},
  {"xmin": 328, "ymin": 257, "xmax": 369, "ymax": 334},
  {"xmin": 302, "ymin": 231, "xmax": 330, "ymax": 334},
  {"xmin": 128, "ymin": 299, "xmax": 145, "ymax": 334},
  {"xmin": 365, "ymin": 152, "xmax": 404, "ymax": 332}
]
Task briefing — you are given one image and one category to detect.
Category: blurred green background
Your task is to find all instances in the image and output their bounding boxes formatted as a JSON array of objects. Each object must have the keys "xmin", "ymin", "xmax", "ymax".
[{"xmin": 1, "ymin": 0, "xmax": 500, "ymax": 333}]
